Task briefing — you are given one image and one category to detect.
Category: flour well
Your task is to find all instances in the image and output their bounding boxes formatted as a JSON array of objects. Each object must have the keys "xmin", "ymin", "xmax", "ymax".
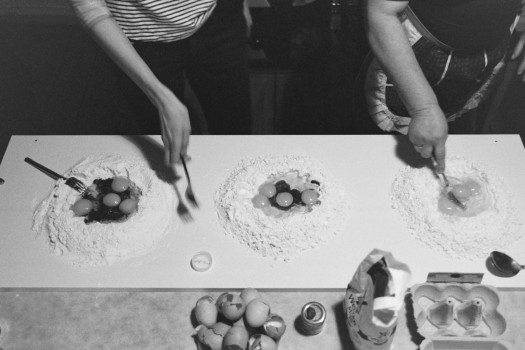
[
  {"xmin": 32, "ymin": 154, "xmax": 177, "ymax": 267},
  {"xmin": 215, "ymin": 155, "xmax": 348, "ymax": 262},
  {"xmin": 391, "ymin": 156, "xmax": 523, "ymax": 259}
]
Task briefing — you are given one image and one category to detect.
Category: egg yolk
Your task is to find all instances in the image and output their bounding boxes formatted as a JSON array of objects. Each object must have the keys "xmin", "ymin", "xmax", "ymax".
[
  {"xmin": 276, "ymin": 192, "xmax": 293, "ymax": 207},
  {"xmin": 252, "ymin": 194, "xmax": 270, "ymax": 209},
  {"xmin": 438, "ymin": 178, "xmax": 485, "ymax": 217},
  {"xmin": 451, "ymin": 179, "xmax": 482, "ymax": 201},
  {"xmin": 259, "ymin": 183, "xmax": 277, "ymax": 198}
]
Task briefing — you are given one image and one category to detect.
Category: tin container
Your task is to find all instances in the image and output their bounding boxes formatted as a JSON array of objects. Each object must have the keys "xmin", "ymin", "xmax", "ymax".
[{"xmin": 300, "ymin": 301, "xmax": 326, "ymax": 335}]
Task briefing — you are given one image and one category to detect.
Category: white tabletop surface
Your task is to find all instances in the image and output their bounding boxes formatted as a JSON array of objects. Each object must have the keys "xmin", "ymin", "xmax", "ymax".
[{"xmin": 0, "ymin": 134, "xmax": 524, "ymax": 289}]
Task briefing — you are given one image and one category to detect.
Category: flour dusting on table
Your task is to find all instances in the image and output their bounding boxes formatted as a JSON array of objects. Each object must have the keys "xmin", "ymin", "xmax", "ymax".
[
  {"xmin": 32, "ymin": 154, "xmax": 177, "ymax": 267},
  {"xmin": 215, "ymin": 155, "xmax": 348, "ymax": 262},
  {"xmin": 391, "ymin": 156, "xmax": 523, "ymax": 260}
]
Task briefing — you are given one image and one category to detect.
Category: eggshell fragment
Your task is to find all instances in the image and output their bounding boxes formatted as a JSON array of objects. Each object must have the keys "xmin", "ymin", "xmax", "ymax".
[
  {"xmin": 248, "ymin": 334, "xmax": 278, "ymax": 350},
  {"xmin": 263, "ymin": 313, "xmax": 286, "ymax": 341},
  {"xmin": 245, "ymin": 298, "xmax": 271, "ymax": 328},
  {"xmin": 195, "ymin": 295, "xmax": 218, "ymax": 327},
  {"xmin": 212, "ymin": 322, "xmax": 232, "ymax": 337},
  {"xmin": 240, "ymin": 288, "xmax": 261, "ymax": 305},
  {"xmin": 223, "ymin": 325, "xmax": 249, "ymax": 350},
  {"xmin": 196, "ymin": 325, "xmax": 223, "ymax": 350},
  {"xmin": 217, "ymin": 293, "xmax": 246, "ymax": 322}
]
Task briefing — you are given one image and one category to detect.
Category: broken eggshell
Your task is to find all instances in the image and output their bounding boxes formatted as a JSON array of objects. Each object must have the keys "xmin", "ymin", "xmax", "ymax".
[
  {"xmin": 248, "ymin": 334, "xmax": 278, "ymax": 350},
  {"xmin": 240, "ymin": 287, "xmax": 262, "ymax": 305},
  {"xmin": 195, "ymin": 295, "xmax": 218, "ymax": 327},
  {"xmin": 245, "ymin": 298, "xmax": 271, "ymax": 328},
  {"xmin": 212, "ymin": 322, "xmax": 232, "ymax": 337},
  {"xmin": 263, "ymin": 313, "xmax": 286, "ymax": 341},
  {"xmin": 216, "ymin": 292, "xmax": 247, "ymax": 322},
  {"xmin": 223, "ymin": 325, "xmax": 250, "ymax": 350},
  {"xmin": 195, "ymin": 324, "xmax": 223, "ymax": 350}
]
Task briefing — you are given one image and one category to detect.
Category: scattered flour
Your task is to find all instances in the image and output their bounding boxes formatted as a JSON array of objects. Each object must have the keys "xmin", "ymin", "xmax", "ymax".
[
  {"xmin": 391, "ymin": 156, "xmax": 523, "ymax": 260},
  {"xmin": 32, "ymin": 154, "xmax": 177, "ymax": 267},
  {"xmin": 215, "ymin": 155, "xmax": 348, "ymax": 262}
]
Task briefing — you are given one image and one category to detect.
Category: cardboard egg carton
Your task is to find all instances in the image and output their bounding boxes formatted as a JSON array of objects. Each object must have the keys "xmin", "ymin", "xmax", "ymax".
[
  {"xmin": 411, "ymin": 282, "xmax": 512, "ymax": 350},
  {"xmin": 419, "ymin": 338, "xmax": 514, "ymax": 350}
]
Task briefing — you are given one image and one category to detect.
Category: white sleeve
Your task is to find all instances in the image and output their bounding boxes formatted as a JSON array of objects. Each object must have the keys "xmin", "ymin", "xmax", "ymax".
[{"xmin": 68, "ymin": 0, "xmax": 112, "ymax": 27}]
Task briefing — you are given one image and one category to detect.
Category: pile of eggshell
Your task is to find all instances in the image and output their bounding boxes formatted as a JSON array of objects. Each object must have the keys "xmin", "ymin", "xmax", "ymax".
[{"xmin": 194, "ymin": 288, "xmax": 286, "ymax": 350}]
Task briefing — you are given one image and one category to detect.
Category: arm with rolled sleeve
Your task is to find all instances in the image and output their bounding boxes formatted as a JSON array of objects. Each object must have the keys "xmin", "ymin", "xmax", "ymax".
[
  {"xmin": 68, "ymin": 0, "xmax": 191, "ymax": 167},
  {"xmin": 364, "ymin": 0, "xmax": 448, "ymax": 172}
]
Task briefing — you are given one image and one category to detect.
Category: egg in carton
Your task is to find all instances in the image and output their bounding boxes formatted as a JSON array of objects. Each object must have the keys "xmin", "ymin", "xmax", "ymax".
[{"xmin": 411, "ymin": 283, "xmax": 506, "ymax": 338}]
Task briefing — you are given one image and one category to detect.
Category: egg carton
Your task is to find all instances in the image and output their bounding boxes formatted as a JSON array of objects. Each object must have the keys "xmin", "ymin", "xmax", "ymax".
[
  {"xmin": 411, "ymin": 283, "xmax": 506, "ymax": 338},
  {"xmin": 420, "ymin": 338, "xmax": 513, "ymax": 350}
]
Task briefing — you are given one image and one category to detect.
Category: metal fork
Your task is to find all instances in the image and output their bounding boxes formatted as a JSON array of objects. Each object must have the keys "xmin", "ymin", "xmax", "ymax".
[
  {"xmin": 439, "ymin": 172, "xmax": 467, "ymax": 210},
  {"xmin": 431, "ymin": 157, "xmax": 466, "ymax": 210},
  {"xmin": 180, "ymin": 157, "xmax": 199, "ymax": 208},
  {"xmin": 173, "ymin": 182, "xmax": 193, "ymax": 223},
  {"xmin": 24, "ymin": 157, "xmax": 87, "ymax": 194}
]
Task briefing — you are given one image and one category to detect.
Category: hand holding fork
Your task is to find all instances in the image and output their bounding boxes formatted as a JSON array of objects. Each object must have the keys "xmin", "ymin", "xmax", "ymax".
[
  {"xmin": 173, "ymin": 156, "xmax": 198, "ymax": 223},
  {"xmin": 180, "ymin": 157, "xmax": 199, "ymax": 208}
]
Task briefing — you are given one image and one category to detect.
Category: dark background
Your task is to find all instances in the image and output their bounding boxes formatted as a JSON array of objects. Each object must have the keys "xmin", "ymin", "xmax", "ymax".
[{"xmin": 1, "ymin": 3, "xmax": 525, "ymax": 161}]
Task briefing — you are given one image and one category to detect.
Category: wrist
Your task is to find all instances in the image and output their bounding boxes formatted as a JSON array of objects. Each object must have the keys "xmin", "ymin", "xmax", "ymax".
[
  {"xmin": 408, "ymin": 103, "xmax": 444, "ymax": 120},
  {"xmin": 144, "ymin": 81, "xmax": 177, "ymax": 107}
]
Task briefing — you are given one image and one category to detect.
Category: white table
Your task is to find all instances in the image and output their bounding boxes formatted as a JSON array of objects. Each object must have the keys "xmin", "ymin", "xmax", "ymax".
[{"xmin": 1, "ymin": 135, "xmax": 524, "ymax": 289}]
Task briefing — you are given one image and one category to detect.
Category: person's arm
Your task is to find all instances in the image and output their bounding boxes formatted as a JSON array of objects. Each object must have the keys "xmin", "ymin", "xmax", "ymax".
[
  {"xmin": 512, "ymin": 30, "xmax": 525, "ymax": 82},
  {"xmin": 68, "ymin": 0, "xmax": 191, "ymax": 167},
  {"xmin": 243, "ymin": 0, "xmax": 253, "ymax": 38},
  {"xmin": 364, "ymin": 0, "xmax": 447, "ymax": 172}
]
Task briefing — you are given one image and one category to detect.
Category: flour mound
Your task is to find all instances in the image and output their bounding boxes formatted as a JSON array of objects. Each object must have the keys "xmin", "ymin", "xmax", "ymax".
[
  {"xmin": 32, "ymin": 154, "xmax": 177, "ymax": 267},
  {"xmin": 391, "ymin": 156, "xmax": 523, "ymax": 260},
  {"xmin": 215, "ymin": 155, "xmax": 348, "ymax": 262}
]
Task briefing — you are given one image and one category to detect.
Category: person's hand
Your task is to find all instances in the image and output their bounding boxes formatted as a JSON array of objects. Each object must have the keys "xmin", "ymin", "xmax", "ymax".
[
  {"xmin": 408, "ymin": 105, "xmax": 448, "ymax": 173},
  {"xmin": 154, "ymin": 86, "xmax": 192, "ymax": 168},
  {"xmin": 511, "ymin": 30, "xmax": 525, "ymax": 82}
]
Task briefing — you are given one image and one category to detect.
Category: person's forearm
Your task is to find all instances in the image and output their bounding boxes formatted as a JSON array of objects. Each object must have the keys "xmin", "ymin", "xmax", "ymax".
[
  {"xmin": 365, "ymin": 1, "xmax": 440, "ymax": 117},
  {"xmin": 68, "ymin": 0, "xmax": 173, "ymax": 106},
  {"xmin": 89, "ymin": 18, "xmax": 173, "ymax": 105}
]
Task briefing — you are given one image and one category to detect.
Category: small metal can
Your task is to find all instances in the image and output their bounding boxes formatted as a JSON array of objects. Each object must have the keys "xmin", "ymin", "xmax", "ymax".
[{"xmin": 300, "ymin": 301, "xmax": 326, "ymax": 335}]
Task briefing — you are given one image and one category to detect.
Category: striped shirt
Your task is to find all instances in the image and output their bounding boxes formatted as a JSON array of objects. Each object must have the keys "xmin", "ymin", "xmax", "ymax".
[
  {"xmin": 106, "ymin": 0, "xmax": 217, "ymax": 42},
  {"xmin": 71, "ymin": 0, "xmax": 218, "ymax": 42}
]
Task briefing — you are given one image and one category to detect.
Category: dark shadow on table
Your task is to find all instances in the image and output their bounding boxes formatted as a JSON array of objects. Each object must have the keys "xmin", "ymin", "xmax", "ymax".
[
  {"xmin": 122, "ymin": 135, "xmax": 197, "ymax": 223},
  {"xmin": 331, "ymin": 300, "xmax": 356, "ymax": 350},
  {"xmin": 392, "ymin": 135, "xmax": 432, "ymax": 170},
  {"xmin": 121, "ymin": 135, "xmax": 179, "ymax": 183}
]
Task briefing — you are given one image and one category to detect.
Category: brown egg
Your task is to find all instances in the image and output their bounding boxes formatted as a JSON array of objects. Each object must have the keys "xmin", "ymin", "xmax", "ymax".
[
  {"xmin": 245, "ymin": 298, "xmax": 271, "ymax": 328},
  {"xmin": 195, "ymin": 295, "xmax": 218, "ymax": 327},
  {"xmin": 248, "ymin": 334, "xmax": 278, "ymax": 350},
  {"xmin": 217, "ymin": 292, "xmax": 246, "ymax": 322},
  {"xmin": 223, "ymin": 325, "xmax": 249, "ymax": 349}
]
